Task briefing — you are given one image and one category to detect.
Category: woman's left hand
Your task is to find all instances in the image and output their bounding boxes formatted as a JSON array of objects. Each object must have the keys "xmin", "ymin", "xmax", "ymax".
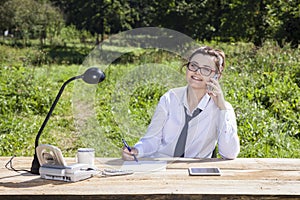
[{"xmin": 206, "ymin": 77, "xmax": 227, "ymax": 110}]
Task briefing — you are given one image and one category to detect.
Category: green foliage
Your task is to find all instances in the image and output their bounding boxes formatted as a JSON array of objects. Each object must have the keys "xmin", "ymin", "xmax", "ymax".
[
  {"xmin": 266, "ymin": 0, "xmax": 300, "ymax": 47},
  {"xmin": 50, "ymin": 0, "xmax": 133, "ymax": 41},
  {"xmin": 0, "ymin": 65, "xmax": 50, "ymax": 115},
  {"xmin": 1, "ymin": 0, "xmax": 299, "ymax": 47},
  {"xmin": 0, "ymin": 41, "xmax": 299, "ymax": 158},
  {"xmin": 220, "ymin": 41, "xmax": 300, "ymax": 157},
  {"xmin": 0, "ymin": 59, "xmax": 81, "ymax": 156},
  {"xmin": 0, "ymin": 0, "xmax": 64, "ymax": 47}
]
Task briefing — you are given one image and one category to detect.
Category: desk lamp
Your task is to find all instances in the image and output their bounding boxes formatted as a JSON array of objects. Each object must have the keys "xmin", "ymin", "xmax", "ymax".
[{"xmin": 30, "ymin": 67, "xmax": 105, "ymax": 174}]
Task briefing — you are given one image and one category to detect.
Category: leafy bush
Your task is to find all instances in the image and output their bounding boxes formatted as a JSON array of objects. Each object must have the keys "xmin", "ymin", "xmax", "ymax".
[
  {"xmin": 0, "ymin": 62, "xmax": 81, "ymax": 156},
  {"xmin": 221, "ymin": 41, "xmax": 300, "ymax": 157}
]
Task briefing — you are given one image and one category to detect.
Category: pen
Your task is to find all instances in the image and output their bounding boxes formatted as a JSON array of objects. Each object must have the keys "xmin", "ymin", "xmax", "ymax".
[{"xmin": 122, "ymin": 139, "xmax": 138, "ymax": 162}]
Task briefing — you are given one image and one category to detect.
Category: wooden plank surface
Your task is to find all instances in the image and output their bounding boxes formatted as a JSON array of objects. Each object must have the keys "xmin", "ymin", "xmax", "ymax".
[{"xmin": 0, "ymin": 157, "xmax": 299, "ymax": 199}]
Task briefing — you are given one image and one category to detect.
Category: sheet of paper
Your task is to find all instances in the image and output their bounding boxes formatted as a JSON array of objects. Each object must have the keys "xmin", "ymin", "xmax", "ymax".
[{"xmin": 120, "ymin": 161, "xmax": 167, "ymax": 172}]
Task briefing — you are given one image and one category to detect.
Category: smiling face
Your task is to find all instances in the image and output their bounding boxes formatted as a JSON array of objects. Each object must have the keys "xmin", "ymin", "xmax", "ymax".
[{"xmin": 186, "ymin": 53, "xmax": 217, "ymax": 90}]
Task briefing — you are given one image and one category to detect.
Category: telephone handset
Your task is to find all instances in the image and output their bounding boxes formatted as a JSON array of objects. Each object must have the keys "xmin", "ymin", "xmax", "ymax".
[
  {"xmin": 207, "ymin": 74, "xmax": 218, "ymax": 91},
  {"xmin": 213, "ymin": 74, "xmax": 219, "ymax": 80},
  {"xmin": 36, "ymin": 144, "xmax": 67, "ymax": 168}
]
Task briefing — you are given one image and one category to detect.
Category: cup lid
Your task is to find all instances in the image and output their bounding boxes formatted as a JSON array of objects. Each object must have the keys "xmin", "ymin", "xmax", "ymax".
[{"xmin": 78, "ymin": 148, "xmax": 95, "ymax": 152}]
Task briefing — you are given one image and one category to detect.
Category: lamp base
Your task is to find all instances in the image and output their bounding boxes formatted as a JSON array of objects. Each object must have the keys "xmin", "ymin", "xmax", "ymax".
[{"xmin": 30, "ymin": 154, "xmax": 40, "ymax": 175}]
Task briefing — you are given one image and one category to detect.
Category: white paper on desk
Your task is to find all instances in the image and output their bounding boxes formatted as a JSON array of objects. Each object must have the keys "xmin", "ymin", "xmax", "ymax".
[{"xmin": 120, "ymin": 161, "xmax": 167, "ymax": 172}]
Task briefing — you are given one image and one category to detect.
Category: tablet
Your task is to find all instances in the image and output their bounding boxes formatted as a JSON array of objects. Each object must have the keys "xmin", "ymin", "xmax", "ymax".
[{"xmin": 188, "ymin": 167, "xmax": 221, "ymax": 176}]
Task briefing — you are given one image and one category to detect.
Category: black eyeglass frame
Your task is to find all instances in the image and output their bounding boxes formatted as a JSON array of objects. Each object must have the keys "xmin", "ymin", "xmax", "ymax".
[{"xmin": 186, "ymin": 62, "xmax": 217, "ymax": 76}]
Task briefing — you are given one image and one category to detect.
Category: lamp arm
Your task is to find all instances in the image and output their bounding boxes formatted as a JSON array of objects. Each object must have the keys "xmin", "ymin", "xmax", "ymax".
[
  {"xmin": 30, "ymin": 75, "xmax": 82, "ymax": 174},
  {"xmin": 34, "ymin": 75, "xmax": 82, "ymax": 147}
]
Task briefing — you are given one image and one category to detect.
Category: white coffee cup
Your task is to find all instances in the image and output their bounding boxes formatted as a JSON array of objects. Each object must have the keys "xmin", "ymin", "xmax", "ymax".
[{"xmin": 77, "ymin": 148, "xmax": 95, "ymax": 165}]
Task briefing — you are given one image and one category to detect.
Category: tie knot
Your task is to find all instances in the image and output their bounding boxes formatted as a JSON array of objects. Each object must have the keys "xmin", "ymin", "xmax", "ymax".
[
  {"xmin": 192, "ymin": 108, "xmax": 201, "ymax": 117},
  {"xmin": 185, "ymin": 107, "xmax": 202, "ymax": 122}
]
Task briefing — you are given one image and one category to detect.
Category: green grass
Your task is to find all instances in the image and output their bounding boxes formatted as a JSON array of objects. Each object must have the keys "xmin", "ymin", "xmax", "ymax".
[{"xmin": 0, "ymin": 41, "xmax": 299, "ymax": 158}]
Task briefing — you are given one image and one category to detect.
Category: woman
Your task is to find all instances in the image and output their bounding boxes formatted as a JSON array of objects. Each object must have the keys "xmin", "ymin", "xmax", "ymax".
[{"xmin": 122, "ymin": 46, "xmax": 240, "ymax": 160}]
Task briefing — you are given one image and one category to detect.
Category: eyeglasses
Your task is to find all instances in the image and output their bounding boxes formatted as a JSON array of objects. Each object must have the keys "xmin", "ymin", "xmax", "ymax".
[{"xmin": 186, "ymin": 62, "xmax": 216, "ymax": 76}]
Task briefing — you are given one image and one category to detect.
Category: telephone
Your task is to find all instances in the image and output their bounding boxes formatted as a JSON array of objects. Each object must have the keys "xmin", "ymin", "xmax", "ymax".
[
  {"xmin": 36, "ymin": 144, "xmax": 99, "ymax": 182},
  {"xmin": 207, "ymin": 74, "xmax": 218, "ymax": 91}
]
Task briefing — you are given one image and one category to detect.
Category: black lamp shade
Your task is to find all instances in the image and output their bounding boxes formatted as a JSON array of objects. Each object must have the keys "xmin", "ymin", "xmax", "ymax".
[{"xmin": 82, "ymin": 67, "xmax": 105, "ymax": 84}]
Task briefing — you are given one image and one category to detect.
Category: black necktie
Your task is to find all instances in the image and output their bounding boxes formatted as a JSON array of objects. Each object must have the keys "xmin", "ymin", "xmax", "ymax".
[{"xmin": 174, "ymin": 107, "xmax": 202, "ymax": 157}]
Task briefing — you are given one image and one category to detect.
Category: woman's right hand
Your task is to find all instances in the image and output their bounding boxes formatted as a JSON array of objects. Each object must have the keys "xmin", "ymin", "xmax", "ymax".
[{"xmin": 122, "ymin": 147, "xmax": 138, "ymax": 161}]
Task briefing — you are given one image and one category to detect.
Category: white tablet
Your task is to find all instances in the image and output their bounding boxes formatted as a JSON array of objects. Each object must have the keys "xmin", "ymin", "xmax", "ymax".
[{"xmin": 188, "ymin": 167, "xmax": 221, "ymax": 176}]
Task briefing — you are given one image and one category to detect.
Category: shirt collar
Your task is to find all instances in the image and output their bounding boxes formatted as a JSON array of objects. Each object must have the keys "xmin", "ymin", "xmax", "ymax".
[
  {"xmin": 182, "ymin": 87, "xmax": 211, "ymax": 112},
  {"xmin": 198, "ymin": 93, "xmax": 211, "ymax": 110}
]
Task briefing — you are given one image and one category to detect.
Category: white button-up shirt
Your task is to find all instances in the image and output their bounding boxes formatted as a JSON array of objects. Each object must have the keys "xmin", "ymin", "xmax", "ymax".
[{"xmin": 134, "ymin": 86, "xmax": 240, "ymax": 159}]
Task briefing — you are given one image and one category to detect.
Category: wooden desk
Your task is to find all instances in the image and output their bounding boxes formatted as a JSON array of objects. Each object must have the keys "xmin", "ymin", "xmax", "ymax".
[{"xmin": 0, "ymin": 157, "xmax": 299, "ymax": 199}]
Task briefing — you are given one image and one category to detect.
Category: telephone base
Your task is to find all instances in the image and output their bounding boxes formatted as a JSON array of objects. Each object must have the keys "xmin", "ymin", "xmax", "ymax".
[
  {"xmin": 39, "ymin": 163, "xmax": 99, "ymax": 182},
  {"xmin": 36, "ymin": 144, "xmax": 99, "ymax": 182}
]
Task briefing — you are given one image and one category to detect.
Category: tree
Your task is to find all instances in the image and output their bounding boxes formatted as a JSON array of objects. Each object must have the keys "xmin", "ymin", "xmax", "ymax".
[
  {"xmin": 218, "ymin": 1, "xmax": 264, "ymax": 44},
  {"xmin": 51, "ymin": 0, "xmax": 133, "ymax": 43},
  {"xmin": 266, "ymin": 0, "xmax": 300, "ymax": 47},
  {"xmin": 49, "ymin": 0, "xmax": 299, "ymax": 47},
  {"xmin": 0, "ymin": 0, "xmax": 64, "ymax": 46}
]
